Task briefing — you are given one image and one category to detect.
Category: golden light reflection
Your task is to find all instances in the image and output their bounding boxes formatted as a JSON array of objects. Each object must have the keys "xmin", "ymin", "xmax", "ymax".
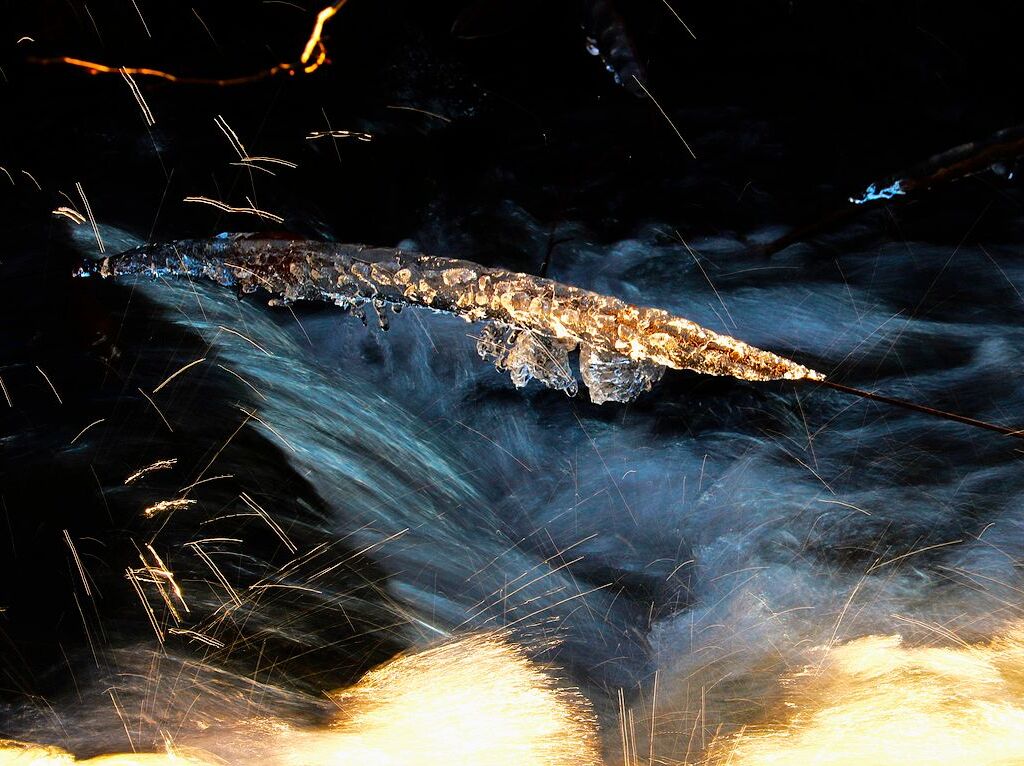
[
  {"xmin": 0, "ymin": 742, "xmax": 214, "ymax": 765},
  {"xmin": 706, "ymin": 622, "xmax": 1024, "ymax": 766},
  {"xmin": 7, "ymin": 626, "xmax": 1024, "ymax": 765},
  {"xmin": 31, "ymin": 1, "xmax": 349, "ymax": 85},
  {"xmin": 309, "ymin": 634, "xmax": 602, "ymax": 765},
  {"xmin": 0, "ymin": 634, "xmax": 601, "ymax": 766}
]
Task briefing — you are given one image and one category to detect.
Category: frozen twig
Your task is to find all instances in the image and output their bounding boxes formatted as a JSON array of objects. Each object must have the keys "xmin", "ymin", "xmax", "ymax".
[{"xmin": 78, "ymin": 235, "xmax": 823, "ymax": 403}]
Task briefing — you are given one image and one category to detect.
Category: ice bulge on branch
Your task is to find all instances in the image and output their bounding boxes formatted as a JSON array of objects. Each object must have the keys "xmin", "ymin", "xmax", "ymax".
[{"xmin": 79, "ymin": 235, "xmax": 823, "ymax": 403}]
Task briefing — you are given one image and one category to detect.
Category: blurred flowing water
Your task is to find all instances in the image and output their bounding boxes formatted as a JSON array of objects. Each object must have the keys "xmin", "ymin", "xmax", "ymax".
[{"xmin": 2, "ymin": 2, "xmax": 1024, "ymax": 763}]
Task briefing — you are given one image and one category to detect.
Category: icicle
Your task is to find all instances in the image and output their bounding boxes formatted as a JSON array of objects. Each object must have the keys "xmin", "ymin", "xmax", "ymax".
[
  {"xmin": 578, "ymin": 343, "xmax": 664, "ymax": 404},
  {"xmin": 477, "ymin": 323, "xmax": 578, "ymax": 396}
]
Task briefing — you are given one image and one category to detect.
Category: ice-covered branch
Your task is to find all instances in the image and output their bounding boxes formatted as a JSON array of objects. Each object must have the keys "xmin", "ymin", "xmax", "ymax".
[{"xmin": 78, "ymin": 235, "xmax": 823, "ymax": 403}]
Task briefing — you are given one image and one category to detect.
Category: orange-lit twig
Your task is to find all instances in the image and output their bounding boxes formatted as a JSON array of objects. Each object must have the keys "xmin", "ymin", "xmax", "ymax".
[
  {"xmin": 300, "ymin": 2, "xmax": 346, "ymax": 65},
  {"xmin": 31, "ymin": 1, "xmax": 348, "ymax": 85}
]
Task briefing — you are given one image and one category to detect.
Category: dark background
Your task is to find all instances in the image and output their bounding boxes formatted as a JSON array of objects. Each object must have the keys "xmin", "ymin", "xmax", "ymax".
[
  {"xmin": 3, "ymin": 0, "xmax": 1024, "ymax": 747},
  {"xmin": 3, "ymin": 0, "xmax": 1024, "ymax": 256}
]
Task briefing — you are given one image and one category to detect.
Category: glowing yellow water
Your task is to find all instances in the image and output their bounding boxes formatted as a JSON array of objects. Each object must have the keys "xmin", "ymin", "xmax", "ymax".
[
  {"xmin": 0, "ymin": 634, "xmax": 601, "ymax": 766},
  {"xmin": 5, "ymin": 625, "xmax": 1024, "ymax": 765},
  {"xmin": 706, "ymin": 624, "xmax": 1024, "ymax": 766}
]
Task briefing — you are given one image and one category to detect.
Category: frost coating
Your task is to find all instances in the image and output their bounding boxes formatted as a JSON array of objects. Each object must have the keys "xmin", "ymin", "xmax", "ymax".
[{"xmin": 80, "ymin": 235, "xmax": 824, "ymax": 403}]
